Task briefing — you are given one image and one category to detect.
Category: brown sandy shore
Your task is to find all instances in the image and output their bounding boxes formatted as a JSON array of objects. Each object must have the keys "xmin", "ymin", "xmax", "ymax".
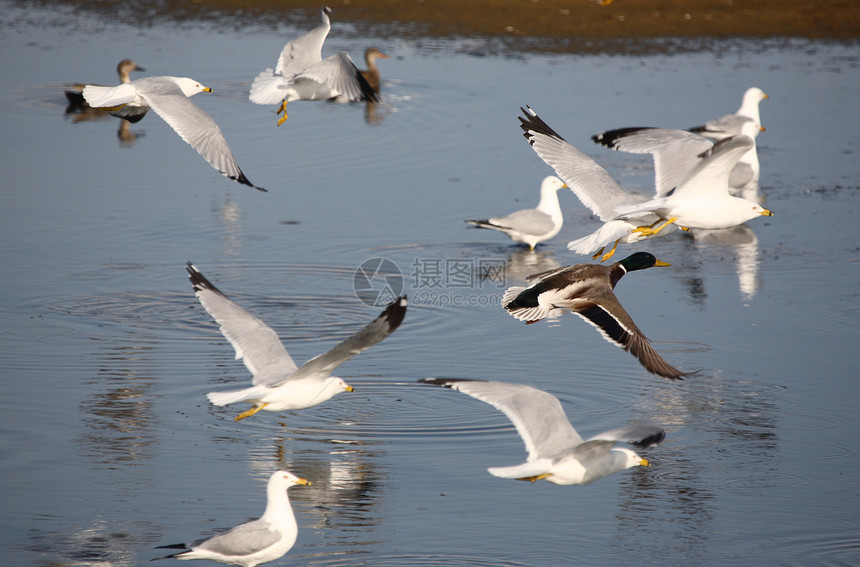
[{"xmin": 12, "ymin": 0, "xmax": 859, "ymax": 52}]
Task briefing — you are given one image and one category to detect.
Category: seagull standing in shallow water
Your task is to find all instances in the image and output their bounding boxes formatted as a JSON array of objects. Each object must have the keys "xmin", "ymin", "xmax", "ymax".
[
  {"xmin": 502, "ymin": 252, "xmax": 686, "ymax": 380},
  {"xmin": 465, "ymin": 176, "xmax": 567, "ymax": 250},
  {"xmin": 153, "ymin": 470, "xmax": 309, "ymax": 567},
  {"xmin": 689, "ymin": 86, "xmax": 769, "ymax": 140},
  {"xmin": 420, "ymin": 378, "xmax": 665, "ymax": 485},
  {"xmin": 186, "ymin": 262, "xmax": 406, "ymax": 421}
]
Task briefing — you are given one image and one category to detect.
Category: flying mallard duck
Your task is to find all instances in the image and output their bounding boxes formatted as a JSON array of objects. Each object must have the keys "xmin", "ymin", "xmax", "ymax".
[{"xmin": 502, "ymin": 252, "xmax": 685, "ymax": 380}]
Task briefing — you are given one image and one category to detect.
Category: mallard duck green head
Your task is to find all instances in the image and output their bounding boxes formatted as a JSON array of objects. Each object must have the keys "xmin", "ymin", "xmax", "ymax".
[{"xmin": 619, "ymin": 252, "xmax": 671, "ymax": 272}]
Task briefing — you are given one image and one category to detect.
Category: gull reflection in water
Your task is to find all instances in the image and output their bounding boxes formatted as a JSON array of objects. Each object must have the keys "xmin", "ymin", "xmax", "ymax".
[
  {"xmin": 211, "ymin": 195, "xmax": 244, "ymax": 258},
  {"xmin": 27, "ymin": 517, "xmax": 157, "ymax": 567},
  {"xmin": 502, "ymin": 248, "xmax": 560, "ymax": 283},
  {"xmin": 687, "ymin": 223, "xmax": 762, "ymax": 301},
  {"xmin": 614, "ymin": 367, "xmax": 780, "ymax": 561}
]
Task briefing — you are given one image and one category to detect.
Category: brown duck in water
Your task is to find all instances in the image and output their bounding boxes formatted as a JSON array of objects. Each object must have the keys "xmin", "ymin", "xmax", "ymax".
[{"xmin": 360, "ymin": 47, "xmax": 390, "ymax": 95}]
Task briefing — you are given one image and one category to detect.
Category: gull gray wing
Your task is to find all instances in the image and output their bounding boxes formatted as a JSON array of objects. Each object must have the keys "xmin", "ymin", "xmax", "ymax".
[
  {"xmin": 672, "ymin": 134, "xmax": 754, "ymax": 199},
  {"xmin": 295, "ymin": 52, "xmax": 379, "ymax": 102},
  {"xmin": 518, "ymin": 106, "xmax": 636, "ymax": 220},
  {"xmin": 186, "ymin": 263, "xmax": 298, "ymax": 385},
  {"xmin": 274, "ymin": 9, "xmax": 330, "ymax": 76},
  {"xmin": 593, "ymin": 127, "xmax": 715, "ymax": 197},
  {"xmin": 137, "ymin": 79, "xmax": 262, "ymax": 190},
  {"xmin": 490, "ymin": 208, "xmax": 555, "ymax": 235},
  {"xmin": 283, "ymin": 296, "xmax": 407, "ymax": 384},
  {"xmin": 421, "ymin": 378, "xmax": 583, "ymax": 461},
  {"xmin": 193, "ymin": 520, "xmax": 282, "ymax": 558},
  {"xmin": 690, "ymin": 113, "xmax": 752, "ymax": 138},
  {"xmin": 587, "ymin": 424, "xmax": 666, "ymax": 449}
]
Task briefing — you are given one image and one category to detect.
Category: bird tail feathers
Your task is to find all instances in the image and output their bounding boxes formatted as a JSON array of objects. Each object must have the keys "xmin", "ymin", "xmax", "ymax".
[
  {"xmin": 488, "ymin": 460, "xmax": 550, "ymax": 480},
  {"xmin": 567, "ymin": 232, "xmax": 606, "ymax": 255},
  {"xmin": 82, "ymin": 83, "xmax": 136, "ymax": 109},
  {"xmin": 501, "ymin": 286, "xmax": 527, "ymax": 308},
  {"xmin": 249, "ymin": 69, "xmax": 288, "ymax": 105},
  {"xmin": 206, "ymin": 386, "xmax": 259, "ymax": 407}
]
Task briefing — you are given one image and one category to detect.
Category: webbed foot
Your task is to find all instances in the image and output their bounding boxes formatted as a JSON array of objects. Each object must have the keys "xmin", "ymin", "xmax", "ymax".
[{"xmin": 235, "ymin": 403, "xmax": 268, "ymax": 422}]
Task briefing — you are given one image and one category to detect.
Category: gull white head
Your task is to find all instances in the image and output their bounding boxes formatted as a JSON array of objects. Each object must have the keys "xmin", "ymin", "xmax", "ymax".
[
  {"xmin": 540, "ymin": 175, "xmax": 567, "ymax": 195},
  {"xmin": 740, "ymin": 119, "xmax": 762, "ymax": 140},
  {"xmin": 324, "ymin": 376, "xmax": 355, "ymax": 396},
  {"xmin": 739, "ymin": 87, "xmax": 768, "ymax": 127},
  {"xmin": 168, "ymin": 77, "xmax": 213, "ymax": 97},
  {"xmin": 536, "ymin": 175, "xmax": 567, "ymax": 214},
  {"xmin": 271, "ymin": 470, "xmax": 311, "ymax": 489},
  {"xmin": 615, "ymin": 447, "xmax": 650, "ymax": 470},
  {"xmin": 743, "ymin": 87, "xmax": 769, "ymax": 106}
]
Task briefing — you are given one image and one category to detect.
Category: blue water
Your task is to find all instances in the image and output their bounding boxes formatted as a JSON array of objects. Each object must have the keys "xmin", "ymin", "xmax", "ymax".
[{"xmin": 1, "ymin": 3, "xmax": 859, "ymax": 565}]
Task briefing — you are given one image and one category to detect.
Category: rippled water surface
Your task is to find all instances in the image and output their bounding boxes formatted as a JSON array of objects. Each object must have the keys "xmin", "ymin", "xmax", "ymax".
[{"xmin": 1, "ymin": 3, "xmax": 859, "ymax": 566}]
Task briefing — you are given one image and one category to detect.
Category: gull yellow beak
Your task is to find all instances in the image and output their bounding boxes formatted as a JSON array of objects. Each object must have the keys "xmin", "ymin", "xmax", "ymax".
[
  {"xmin": 639, "ymin": 458, "xmax": 650, "ymax": 467},
  {"xmin": 296, "ymin": 478, "xmax": 311, "ymax": 486},
  {"xmin": 203, "ymin": 86, "xmax": 213, "ymax": 93},
  {"xmin": 654, "ymin": 259, "xmax": 672, "ymax": 267},
  {"xmin": 344, "ymin": 385, "xmax": 355, "ymax": 392},
  {"xmin": 760, "ymin": 208, "xmax": 774, "ymax": 216}
]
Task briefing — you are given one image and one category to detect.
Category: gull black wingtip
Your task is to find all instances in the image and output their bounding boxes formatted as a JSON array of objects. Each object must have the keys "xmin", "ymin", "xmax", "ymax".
[
  {"xmin": 235, "ymin": 170, "xmax": 267, "ymax": 192},
  {"xmin": 185, "ymin": 262, "xmax": 224, "ymax": 296},
  {"xmin": 419, "ymin": 377, "xmax": 475, "ymax": 388},
  {"xmin": 591, "ymin": 127, "xmax": 656, "ymax": 148},
  {"xmin": 381, "ymin": 295, "xmax": 408, "ymax": 330},
  {"xmin": 185, "ymin": 260, "xmax": 201, "ymax": 281},
  {"xmin": 517, "ymin": 105, "xmax": 566, "ymax": 144},
  {"xmin": 629, "ymin": 430, "xmax": 667, "ymax": 451}
]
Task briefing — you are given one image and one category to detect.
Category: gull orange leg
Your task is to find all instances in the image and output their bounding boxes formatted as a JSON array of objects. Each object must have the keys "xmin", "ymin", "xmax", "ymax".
[
  {"xmin": 599, "ymin": 238, "xmax": 622, "ymax": 262},
  {"xmin": 235, "ymin": 403, "xmax": 268, "ymax": 421},
  {"xmin": 276, "ymin": 100, "xmax": 289, "ymax": 126},
  {"xmin": 632, "ymin": 217, "xmax": 678, "ymax": 237},
  {"xmin": 517, "ymin": 473, "xmax": 552, "ymax": 483}
]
